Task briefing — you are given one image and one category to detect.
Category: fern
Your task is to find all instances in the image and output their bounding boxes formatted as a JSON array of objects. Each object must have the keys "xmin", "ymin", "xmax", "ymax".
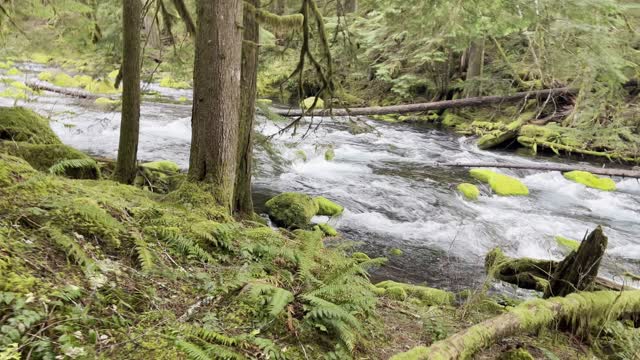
[
  {"xmin": 302, "ymin": 295, "xmax": 359, "ymax": 328},
  {"xmin": 191, "ymin": 221, "xmax": 237, "ymax": 250},
  {"xmin": 132, "ymin": 231, "xmax": 155, "ymax": 272},
  {"xmin": 48, "ymin": 158, "xmax": 97, "ymax": 174},
  {"xmin": 247, "ymin": 282, "xmax": 294, "ymax": 318},
  {"xmin": 47, "ymin": 226, "xmax": 94, "ymax": 269},
  {"xmin": 176, "ymin": 340, "xmax": 211, "ymax": 360},
  {"xmin": 148, "ymin": 226, "xmax": 215, "ymax": 264},
  {"xmin": 184, "ymin": 325, "xmax": 238, "ymax": 347}
]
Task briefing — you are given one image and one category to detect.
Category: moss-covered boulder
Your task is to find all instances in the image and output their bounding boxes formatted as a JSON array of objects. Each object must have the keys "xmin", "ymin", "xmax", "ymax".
[
  {"xmin": 375, "ymin": 280, "xmax": 454, "ymax": 306},
  {"xmin": 301, "ymin": 97, "xmax": 324, "ymax": 109},
  {"xmin": 0, "ymin": 153, "xmax": 37, "ymax": 187},
  {"xmin": 563, "ymin": 170, "xmax": 616, "ymax": 191},
  {"xmin": 457, "ymin": 183, "xmax": 480, "ymax": 200},
  {"xmin": 0, "ymin": 142, "xmax": 100, "ymax": 179},
  {"xmin": 266, "ymin": 192, "xmax": 319, "ymax": 228},
  {"xmin": 317, "ymin": 223, "xmax": 338, "ymax": 237},
  {"xmin": 0, "ymin": 107, "xmax": 61, "ymax": 144},
  {"xmin": 94, "ymin": 97, "xmax": 120, "ymax": 111},
  {"xmin": 159, "ymin": 76, "xmax": 190, "ymax": 89},
  {"xmin": 386, "ymin": 286, "xmax": 408, "ymax": 301},
  {"xmin": 470, "ymin": 169, "xmax": 529, "ymax": 196},
  {"xmin": 135, "ymin": 160, "xmax": 183, "ymax": 193},
  {"xmin": 352, "ymin": 252, "xmax": 371, "ymax": 262},
  {"xmin": 314, "ymin": 196, "xmax": 344, "ymax": 216}
]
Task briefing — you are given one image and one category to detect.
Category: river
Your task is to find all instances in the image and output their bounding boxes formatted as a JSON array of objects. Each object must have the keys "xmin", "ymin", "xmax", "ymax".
[{"xmin": 2, "ymin": 62, "xmax": 640, "ymax": 292}]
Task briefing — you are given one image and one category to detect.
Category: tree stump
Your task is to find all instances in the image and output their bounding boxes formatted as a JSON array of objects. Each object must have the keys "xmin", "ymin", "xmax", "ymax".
[{"xmin": 544, "ymin": 226, "xmax": 608, "ymax": 298}]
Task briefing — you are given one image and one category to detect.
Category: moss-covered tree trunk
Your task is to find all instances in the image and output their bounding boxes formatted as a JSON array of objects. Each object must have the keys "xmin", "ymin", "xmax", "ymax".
[
  {"xmin": 545, "ymin": 226, "xmax": 608, "ymax": 298},
  {"xmin": 189, "ymin": 0, "xmax": 243, "ymax": 210},
  {"xmin": 464, "ymin": 39, "xmax": 485, "ymax": 97},
  {"xmin": 114, "ymin": 0, "xmax": 142, "ymax": 184},
  {"xmin": 233, "ymin": 0, "xmax": 259, "ymax": 216},
  {"xmin": 342, "ymin": 0, "xmax": 357, "ymax": 13}
]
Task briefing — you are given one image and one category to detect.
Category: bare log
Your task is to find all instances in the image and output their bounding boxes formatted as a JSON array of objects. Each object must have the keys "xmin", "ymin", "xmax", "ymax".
[
  {"xmin": 390, "ymin": 290, "xmax": 640, "ymax": 360},
  {"xmin": 26, "ymin": 80, "xmax": 103, "ymax": 99},
  {"xmin": 429, "ymin": 161, "xmax": 640, "ymax": 178},
  {"xmin": 272, "ymin": 88, "xmax": 577, "ymax": 117}
]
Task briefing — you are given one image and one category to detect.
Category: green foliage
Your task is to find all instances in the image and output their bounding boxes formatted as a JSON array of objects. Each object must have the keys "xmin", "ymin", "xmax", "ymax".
[
  {"xmin": 0, "ymin": 107, "xmax": 61, "ymax": 144},
  {"xmin": 47, "ymin": 226, "xmax": 95, "ymax": 269},
  {"xmin": 48, "ymin": 158, "xmax": 101, "ymax": 179},
  {"xmin": 314, "ymin": 196, "xmax": 344, "ymax": 216}
]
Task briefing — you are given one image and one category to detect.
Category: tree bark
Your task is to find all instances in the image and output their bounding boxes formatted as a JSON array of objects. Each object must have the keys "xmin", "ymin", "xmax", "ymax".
[
  {"xmin": 429, "ymin": 161, "xmax": 640, "ymax": 179},
  {"xmin": 189, "ymin": 0, "xmax": 243, "ymax": 210},
  {"xmin": 545, "ymin": 226, "xmax": 608, "ymax": 298},
  {"xmin": 114, "ymin": 0, "xmax": 142, "ymax": 184},
  {"xmin": 391, "ymin": 290, "xmax": 640, "ymax": 360},
  {"xmin": 170, "ymin": 0, "xmax": 196, "ymax": 37},
  {"xmin": 464, "ymin": 39, "xmax": 485, "ymax": 97},
  {"xmin": 272, "ymin": 88, "xmax": 577, "ymax": 117},
  {"xmin": 234, "ymin": 0, "xmax": 259, "ymax": 216}
]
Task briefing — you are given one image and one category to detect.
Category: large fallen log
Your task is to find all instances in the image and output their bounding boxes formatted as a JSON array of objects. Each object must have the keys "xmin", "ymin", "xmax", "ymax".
[
  {"xmin": 390, "ymin": 290, "xmax": 640, "ymax": 360},
  {"xmin": 428, "ymin": 161, "xmax": 640, "ymax": 178},
  {"xmin": 26, "ymin": 80, "xmax": 104, "ymax": 99},
  {"xmin": 272, "ymin": 88, "xmax": 577, "ymax": 117}
]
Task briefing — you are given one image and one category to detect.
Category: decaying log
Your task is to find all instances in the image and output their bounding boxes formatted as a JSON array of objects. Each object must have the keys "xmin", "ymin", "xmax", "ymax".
[
  {"xmin": 545, "ymin": 226, "xmax": 607, "ymax": 297},
  {"xmin": 272, "ymin": 88, "xmax": 577, "ymax": 117},
  {"xmin": 390, "ymin": 290, "xmax": 640, "ymax": 360},
  {"xmin": 26, "ymin": 80, "xmax": 103, "ymax": 99},
  {"xmin": 429, "ymin": 161, "xmax": 640, "ymax": 178}
]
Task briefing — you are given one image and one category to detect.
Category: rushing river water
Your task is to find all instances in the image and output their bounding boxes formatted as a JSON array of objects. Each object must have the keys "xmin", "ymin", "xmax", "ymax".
[{"xmin": 2, "ymin": 63, "xmax": 640, "ymax": 292}]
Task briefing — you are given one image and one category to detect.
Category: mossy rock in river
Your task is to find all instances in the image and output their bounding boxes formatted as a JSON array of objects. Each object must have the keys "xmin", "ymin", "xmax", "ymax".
[
  {"xmin": 0, "ymin": 153, "xmax": 37, "ymax": 187},
  {"xmin": 0, "ymin": 107, "xmax": 62, "ymax": 144},
  {"xmin": 470, "ymin": 169, "xmax": 529, "ymax": 196},
  {"xmin": 0, "ymin": 142, "xmax": 100, "ymax": 179},
  {"xmin": 301, "ymin": 97, "xmax": 324, "ymax": 109},
  {"xmin": 266, "ymin": 192, "xmax": 319, "ymax": 229},
  {"xmin": 314, "ymin": 196, "xmax": 344, "ymax": 216},
  {"xmin": 563, "ymin": 170, "xmax": 616, "ymax": 191},
  {"xmin": 457, "ymin": 183, "xmax": 480, "ymax": 200},
  {"xmin": 317, "ymin": 223, "xmax": 338, "ymax": 237}
]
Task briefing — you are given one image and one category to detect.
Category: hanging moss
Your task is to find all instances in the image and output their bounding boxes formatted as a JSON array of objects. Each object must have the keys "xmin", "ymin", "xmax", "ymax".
[
  {"xmin": 265, "ymin": 192, "xmax": 319, "ymax": 229},
  {"xmin": 563, "ymin": 171, "xmax": 616, "ymax": 191},
  {"xmin": 0, "ymin": 107, "xmax": 61, "ymax": 144},
  {"xmin": 457, "ymin": 183, "xmax": 480, "ymax": 200},
  {"xmin": 376, "ymin": 280, "xmax": 454, "ymax": 306},
  {"xmin": 313, "ymin": 196, "xmax": 344, "ymax": 216}
]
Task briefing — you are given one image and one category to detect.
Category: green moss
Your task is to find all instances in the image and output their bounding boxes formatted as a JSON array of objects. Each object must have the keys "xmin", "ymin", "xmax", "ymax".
[
  {"xmin": 313, "ymin": 196, "xmax": 344, "ymax": 216},
  {"xmin": 94, "ymin": 97, "xmax": 120, "ymax": 111},
  {"xmin": 85, "ymin": 79, "xmax": 119, "ymax": 94},
  {"xmin": 265, "ymin": 192, "xmax": 319, "ymax": 228},
  {"xmin": 30, "ymin": 53, "xmax": 52, "ymax": 64},
  {"xmin": 470, "ymin": 169, "xmax": 529, "ymax": 196},
  {"xmin": 390, "ymin": 346, "xmax": 429, "ymax": 360},
  {"xmin": 376, "ymin": 280, "xmax": 454, "ymax": 306},
  {"xmin": 317, "ymin": 223, "xmax": 338, "ymax": 237},
  {"xmin": 0, "ymin": 61, "xmax": 10, "ymax": 69},
  {"xmin": 136, "ymin": 161, "xmax": 182, "ymax": 193},
  {"xmin": 0, "ymin": 142, "xmax": 91, "ymax": 171},
  {"xmin": 0, "ymin": 153, "xmax": 37, "ymax": 187},
  {"xmin": 301, "ymin": 97, "xmax": 324, "ymax": 109},
  {"xmin": 386, "ymin": 286, "xmax": 408, "ymax": 301},
  {"xmin": 352, "ymin": 252, "xmax": 371, "ymax": 262},
  {"xmin": 441, "ymin": 112, "xmax": 467, "ymax": 127},
  {"xmin": 555, "ymin": 235, "xmax": 580, "ymax": 252},
  {"xmin": 51, "ymin": 73, "xmax": 81, "ymax": 88},
  {"xmin": 295, "ymin": 149, "xmax": 307, "ymax": 162},
  {"xmin": 563, "ymin": 171, "xmax": 616, "ymax": 191},
  {"xmin": 6, "ymin": 67, "xmax": 22, "ymax": 76},
  {"xmin": 499, "ymin": 349, "xmax": 534, "ymax": 360},
  {"xmin": 389, "ymin": 248, "xmax": 403, "ymax": 256},
  {"xmin": 159, "ymin": 76, "xmax": 190, "ymax": 89},
  {"xmin": 257, "ymin": 99, "xmax": 272, "ymax": 105},
  {"xmin": 457, "ymin": 183, "xmax": 480, "ymax": 200},
  {"xmin": 142, "ymin": 160, "xmax": 180, "ymax": 173},
  {"xmin": 0, "ymin": 107, "xmax": 61, "ymax": 144},
  {"xmin": 73, "ymin": 74, "xmax": 93, "ymax": 88},
  {"xmin": 324, "ymin": 147, "xmax": 335, "ymax": 161},
  {"xmin": 56, "ymin": 197, "xmax": 124, "ymax": 249}
]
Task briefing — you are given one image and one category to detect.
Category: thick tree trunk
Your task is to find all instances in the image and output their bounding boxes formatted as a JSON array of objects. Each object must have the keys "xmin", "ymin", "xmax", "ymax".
[
  {"xmin": 189, "ymin": 0, "xmax": 243, "ymax": 210},
  {"xmin": 464, "ymin": 39, "xmax": 485, "ymax": 97},
  {"xmin": 170, "ymin": 0, "xmax": 196, "ymax": 37},
  {"xmin": 272, "ymin": 88, "xmax": 577, "ymax": 117},
  {"xmin": 234, "ymin": 0, "xmax": 259, "ymax": 216},
  {"xmin": 430, "ymin": 161, "xmax": 640, "ymax": 178},
  {"xmin": 545, "ymin": 226, "xmax": 608, "ymax": 297},
  {"xmin": 340, "ymin": 0, "xmax": 357, "ymax": 14},
  {"xmin": 391, "ymin": 290, "xmax": 640, "ymax": 360},
  {"xmin": 114, "ymin": 0, "xmax": 142, "ymax": 184}
]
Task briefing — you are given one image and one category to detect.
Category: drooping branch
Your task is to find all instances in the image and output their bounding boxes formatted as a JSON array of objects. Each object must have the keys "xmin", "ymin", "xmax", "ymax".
[
  {"xmin": 170, "ymin": 0, "xmax": 195, "ymax": 36},
  {"xmin": 391, "ymin": 290, "xmax": 640, "ymax": 360},
  {"xmin": 272, "ymin": 88, "xmax": 577, "ymax": 117}
]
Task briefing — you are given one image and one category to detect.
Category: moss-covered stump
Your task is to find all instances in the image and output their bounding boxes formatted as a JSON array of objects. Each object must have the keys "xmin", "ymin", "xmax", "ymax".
[
  {"xmin": 376, "ymin": 280, "xmax": 454, "ymax": 306},
  {"xmin": 457, "ymin": 183, "xmax": 479, "ymax": 200},
  {"xmin": 0, "ymin": 141, "xmax": 100, "ymax": 179},
  {"xmin": 563, "ymin": 170, "xmax": 616, "ymax": 191},
  {"xmin": 470, "ymin": 169, "xmax": 529, "ymax": 196},
  {"xmin": 485, "ymin": 248, "xmax": 554, "ymax": 292},
  {"xmin": 0, "ymin": 107, "xmax": 62, "ymax": 144},
  {"xmin": 265, "ymin": 192, "xmax": 319, "ymax": 228},
  {"xmin": 314, "ymin": 196, "xmax": 344, "ymax": 216}
]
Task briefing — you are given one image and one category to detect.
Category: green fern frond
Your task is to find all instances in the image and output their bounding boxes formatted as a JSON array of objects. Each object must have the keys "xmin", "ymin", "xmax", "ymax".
[
  {"xmin": 48, "ymin": 158, "xmax": 98, "ymax": 174},
  {"xmin": 132, "ymin": 232, "xmax": 155, "ymax": 272},
  {"xmin": 325, "ymin": 319, "xmax": 357, "ymax": 352},
  {"xmin": 176, "ymin": 340, "xmax": 211, "ymax": 360},
  {"xmin": 246, "ymin": 282, "xmax": 294, "ymax": 318},
  {"xmin": 47, "ymin": 226, "xmax": 94, "ymax": 269},
  {"xmin": 302, "ymin": 295, "xmax": 359, "ymax": 328},
  {"xmin": 191, "ymin": 221, "xmax": 237, "ymax": 250},
  {"xmin": 185, "ymin": 325, "xmax": 238, "ymax": 347},
  {"xmin": 149, "ymin": 226, "xmax": 215, "ymax": 263},
  {"xmin": 202, "ymin": 343, "xmax": 246, "ymax": 360}
]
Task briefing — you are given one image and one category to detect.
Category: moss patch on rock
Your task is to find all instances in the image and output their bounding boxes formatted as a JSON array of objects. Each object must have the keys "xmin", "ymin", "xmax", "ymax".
[
  {"xmin": 301, "ymin": 97, "xmax": 324, "ymax": 109},
  {"xmin": 314, "ymin": 196, "xmax": 344, "ymax": 216},
  {"xmin": 94, "ymin": 97, "xmax": 120, "ymax": 111},
  {"xmin": 0, "ymin": 107, "xmax": 61, "ymax": 144},
  {"xmin": 0, "ymin": 142, "xmax": 100, "ymax": 179},
  {"xmin": 266, "ymin": 192, "xmax": 319, "ymax": 228},
  {"xmin": 499, "ymin": 348, "xmax": 534, "ymax": 360},
  {"xmin": 470, "ymin": 169, "xmax": 529, "ymax": 196},
  {"xmin": 563, "ymin": 170, "xmax": 616, "ymax": 191},
  {"xmin": 457, "ymin": 183, "xmax": 480, "ymax": 200}
]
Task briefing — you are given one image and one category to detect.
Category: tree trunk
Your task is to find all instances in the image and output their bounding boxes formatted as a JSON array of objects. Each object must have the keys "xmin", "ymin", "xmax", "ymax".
[
  {"xmin": 189, "ymin": 0, "xmax": 243, "ymax": 210},
  {"xmin": 464, "ymin": 39, "xmax": 485, "ymax": 97},
  {"xmin": 391, "ymin": 290, "xmax": 640, "ymax": 360},
  {"xmin": 234, "ymin": 0, "xmax": 259, "ymax": 216},
  {"xmin": 275, "ymin": 0, "xmax": 285, "ymax": 14},
  {"xmin": 545, "ymin": 226, "xmax": 608, "ymax": 298},
  {"xmin": 114, "ymin": 0, "xmax": 142, "ymax": 184},
  {"xmin": 271, "ymin": 88, "xmax": 577, "ymax": 117},
  {"xmin": 170, "ymin": 0, "xmax": 196, "ymax": 37},
  {"xmin": 342, "ymin": 0, "xmax": 357, "ymax": 14}
]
